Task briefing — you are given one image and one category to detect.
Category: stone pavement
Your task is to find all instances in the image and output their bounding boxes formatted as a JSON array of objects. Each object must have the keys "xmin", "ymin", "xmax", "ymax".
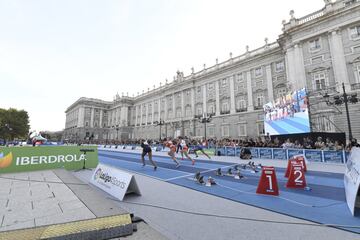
[{"xmin": 0, "ymin": 169, "xmax": 167, "ymax": 239}]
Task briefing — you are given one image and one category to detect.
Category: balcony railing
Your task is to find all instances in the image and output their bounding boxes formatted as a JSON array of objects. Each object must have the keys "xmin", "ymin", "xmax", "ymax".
[
  {"xmin": 236, "ymin": 108, "xmax": 247, "ymax": 113},
  {"xmin": 220, "ymin": 110, "xmax": 230, "ymax": 115},
  {"xmin": 351, "ymin": 83, "xmax": 360, "ymax": 90}
]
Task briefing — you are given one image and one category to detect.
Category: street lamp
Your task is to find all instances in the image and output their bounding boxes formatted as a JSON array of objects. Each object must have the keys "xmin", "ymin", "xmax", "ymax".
[
  {"xmin": 115, "ymin": 125, "xmax": 120, "ymax": 142},
  {"xmin": 197, "ymin": 113, "xmax": 213, "ymax": 141},
  {"xmin": 154, "ymin": 119, "xmax": 165, "ymax": 141},
  {"xmin": 323, "ymin": 83, "xmax": 358, "ymax": 141}
]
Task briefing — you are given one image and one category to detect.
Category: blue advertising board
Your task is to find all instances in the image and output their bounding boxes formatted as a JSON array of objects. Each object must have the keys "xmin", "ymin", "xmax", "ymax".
[
  {"xmin": 304, "ymin": 149, "xmax": 322, "ymax": 162},
  {"xmin": 273, "ymin": 149, "xmax": 287, "ymax": 160},
  {"xmin": 259, "ymin": 148, "xmax": 273, "ymax": 159},
  {"xmin": 288, "ymin": 149, "xmax": 304, "ymax": 159},
  {"xmin": 250, "ymin": 148, "xmax": 259, "ymax": 158},
  {"xmin": 236, "ymin": 147, "xmax": 242, "ymax": 157},
  {"xmin": 323, "ymin": 151, "xmax": 344, "ymax": 163},
  {"xmin": 216, "ymin": 147, "xmax": 226, "ymax": 156},
  {"xmin": 226, "ymin": 147, "xmax": 236, "ymax": 156}
]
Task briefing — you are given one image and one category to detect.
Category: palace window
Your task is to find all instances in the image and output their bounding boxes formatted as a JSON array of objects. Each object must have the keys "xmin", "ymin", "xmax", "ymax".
[
  {"xmin": 256, "ymin": 93, "xmax": 264, "ymax": 108},
  {"xmin": 236, "ymin": 97, "xmax": 247, "ymax": 110},
  {"xmin": 276, "ymin": 88, "xmax": 287, "ymax": 99},
  {"xmin": 255, "ymin": 67, "xmax": 263, "ymax": 77},
  {"xmin": 238, "ymin": 124, "xmax": 247, "ymax": 137},
  {"xmin": 208, "ymin": 83, "xmax": 214, "ymax": 90},
  {"xmin": 313, "ymin": 72, "xmax": 327, "ymax": 90},
  {"xmin": 309, "ymin": 38, "xmax": 321, "ymax": 51},
  {"xmin": 350, "ymin": 25, "xmax": 360, "ymax": 40},
  {"xmin": 221, "ymin": 125, "xmax": 230, "ymax": 137},
  {"xmin": 275, "ymin": 61, "xmax": 284, "ymax": 72},
  {"xmin": 221, "ymin": 102, "xmax": 229, "ymax": 112},
  {"xmin": 222, "ymin": 78, "xmax": 227, "ymax": 86},
  {"xmin": 257, "ymin": 122, "xmax": 265, "ymax": 136}
]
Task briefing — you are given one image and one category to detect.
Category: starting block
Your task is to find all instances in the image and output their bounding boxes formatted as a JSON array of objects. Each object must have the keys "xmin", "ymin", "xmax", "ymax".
[
  {"xmin": 194, "ymin": 172, "xmax": 205, "ymax": 184},
  {"xmin": 205, "ymin": 176, "xmax": 216, "ymax": 187},
  {"xmin": 256, "ymin": 166, "xmax": 279, "ymax": 196},
  {"xmin": 286, "ymin": 163, "xmax": 307, "ymax": 188}
]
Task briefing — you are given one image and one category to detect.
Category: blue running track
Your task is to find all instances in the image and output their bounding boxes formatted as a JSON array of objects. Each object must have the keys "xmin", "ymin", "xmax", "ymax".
[{"xmin": 98, "ymin": 149, "xmax": 360, "ymax": 234}]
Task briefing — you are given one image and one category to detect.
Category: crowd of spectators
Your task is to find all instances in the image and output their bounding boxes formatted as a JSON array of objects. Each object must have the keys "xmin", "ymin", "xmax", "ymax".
[{"xmin": 83, "ymin": 136, "xmax": 360, "ymax": 151}]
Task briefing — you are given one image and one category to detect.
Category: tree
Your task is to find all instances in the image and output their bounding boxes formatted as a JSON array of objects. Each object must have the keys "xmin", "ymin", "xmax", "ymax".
[{"xmin": 0, "ymin": 108, "xmax": 30, "ymax": 141}]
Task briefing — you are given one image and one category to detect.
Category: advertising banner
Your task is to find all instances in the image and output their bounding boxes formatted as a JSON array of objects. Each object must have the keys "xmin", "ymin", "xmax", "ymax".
[
  {"xmin": 226, "ymin": 147, "xmax": 236, "ymax": 156},
  {"xmin": 91, "ymin": 163, "xmax": 141, "ymax": 201},
  {"xmin": 216, "ymin": 147, "xmax": 226, "ymax": 156},
  {"xmin": 203, "ymin": 148, "xmax": 216, "ymax": 156},
  {"xmin": 344, "ymin": 147, "xmax": 360, "ymax": 215},
  {"xmin": 0, "ymin": 146, "xmax": 98, "ymax": 174},
  {"xmin": 273, "ymin": 149, "xmax": 287, "ymax": 160},
  {"xmin": 236, "ymin": 147, "xmax": 241, "ymax": 157},
  {"xmin": 288, "ymin": 149, "xmax": 304, "ymax": 159},
  {"xmin": 250, "ymin": 148, "xmax": 259, "ymax": 158},
  {"xmin": 259, "ymin": 148, "xmax": 273, "ymax": 159},
  {"xmin": 304, "ymin": 149, "xmax": 323, "ymax": 162},
  {"xmin": 323, "ymin": 151, "xmax": 344, "ymax": 163}
]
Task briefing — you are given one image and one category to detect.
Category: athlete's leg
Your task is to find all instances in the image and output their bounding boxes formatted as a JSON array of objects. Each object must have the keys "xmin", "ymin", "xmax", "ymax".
[
  {"xmin": 141, "ymin": 151, "xmax": 146, "ymax": 166},
  {"xmin": 148, "ymin": 151, "xmax": 157, "ymax": 170},
  {"xmin": 184, "ymin": 151, "xmax": 195, "ymax": 165},
  {"xmin": 200, "ymin": 149, "xmax": 211, "ymax": 159}
]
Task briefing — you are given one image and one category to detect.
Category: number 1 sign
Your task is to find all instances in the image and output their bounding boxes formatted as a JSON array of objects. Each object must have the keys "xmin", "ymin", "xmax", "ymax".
[{"xmin": 256, "ymin": 166, "xmax": 279, "ymax": 196}]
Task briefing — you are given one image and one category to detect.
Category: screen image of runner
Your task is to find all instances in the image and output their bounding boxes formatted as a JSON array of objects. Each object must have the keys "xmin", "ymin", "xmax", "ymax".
[{"xmin": 263, "ymin": 88, "xmax": 310, "ymax": 135}]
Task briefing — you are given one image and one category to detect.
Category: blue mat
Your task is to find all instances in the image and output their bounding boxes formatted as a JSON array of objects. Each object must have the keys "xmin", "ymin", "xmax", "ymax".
[{"xmin": 98, "ymin": 150, "xmax": 360, "ymax": 234}]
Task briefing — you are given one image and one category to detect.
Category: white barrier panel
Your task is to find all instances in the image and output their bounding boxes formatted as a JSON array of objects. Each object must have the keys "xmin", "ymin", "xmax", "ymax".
[
  {"xmin": 91, "ymin": 163, "xmax": 141, "ymax": 201},
  {"xmin": 344, "ymin": 147, "xmax": 360, "ymax": 216}
]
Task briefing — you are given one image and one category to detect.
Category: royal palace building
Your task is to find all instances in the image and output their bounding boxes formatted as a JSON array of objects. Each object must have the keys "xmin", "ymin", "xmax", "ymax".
[{"xmin": 64, "ymin": 0, "xmax": 360, "ymax": 142}]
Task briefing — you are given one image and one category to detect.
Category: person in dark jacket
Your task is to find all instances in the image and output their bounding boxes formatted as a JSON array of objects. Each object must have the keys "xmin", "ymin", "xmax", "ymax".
[{"xmin": 141, "ymin": 140, "xmax": 157, "ymax": 170}]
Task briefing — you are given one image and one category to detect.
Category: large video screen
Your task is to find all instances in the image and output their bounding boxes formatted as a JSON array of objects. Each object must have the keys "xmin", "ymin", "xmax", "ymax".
[{"xmin": 264, "ymin": 88, "xmax": 310, "ymax": 136}]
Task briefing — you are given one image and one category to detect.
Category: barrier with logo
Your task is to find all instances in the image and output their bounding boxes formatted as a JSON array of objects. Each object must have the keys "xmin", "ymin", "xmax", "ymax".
[
  {"xmin": 0, "ymin": 146, "xmax": 98, "ymax": 173},
  {"xmin": 91, "ymin": 163, "xmax": 141, "ymax": 201},
  {"xmin": 344, "ymin": 147, "xmax": 360, "ymax": 216}
]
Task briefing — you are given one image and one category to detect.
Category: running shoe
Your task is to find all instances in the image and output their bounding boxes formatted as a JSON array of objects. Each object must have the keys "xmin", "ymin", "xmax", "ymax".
[
  {"xmin": 154, "ymin": 166, "xmax": 157, "ymax": 171},
  {"xmin": 175, "ymin": 163, "xmax": 181, "ymax": 168}
]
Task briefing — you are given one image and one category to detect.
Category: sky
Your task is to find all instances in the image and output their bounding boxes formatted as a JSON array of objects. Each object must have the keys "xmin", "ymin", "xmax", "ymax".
[{"xmin": 0, "ymin": 0, "xmax": 326, "ymax": 132}]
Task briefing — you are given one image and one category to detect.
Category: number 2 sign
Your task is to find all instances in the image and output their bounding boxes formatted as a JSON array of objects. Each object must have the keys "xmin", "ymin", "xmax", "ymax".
[{"xmin": 286, "ymin": 163, "xmax": 307, "ymax": 188}]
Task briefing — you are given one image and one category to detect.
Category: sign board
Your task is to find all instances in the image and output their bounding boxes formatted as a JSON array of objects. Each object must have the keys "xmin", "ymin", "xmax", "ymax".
[
  {"xmin": 91, "ymin": 163, "xmax": 141, "ymax": 201},
  {"xmin": 344, "ymin": 147, "xmax": 360, "ymax": 216},
  {"xmin": 286, "ymin": 163, "xmax": 307, "ymax": 188},
  {"xmin": 0, "ymin": 146, "xmax": 98, "ymax": 174},
  {"xmin": 250, "ymin": 148, "xmax": 259, "ymax": 158},
  {"xmin": 288, "ymin": 149, "xmax": 304, "ymax": 159},
  {"xmin": 273, "ymin": 149, "xmax": 287, "ymax": 160},
  {"xmin": 256, "ymin": 166, "xmax": 279, "ymax": 196},
  {"xmin": 225, "ymin": 147, "xmax": 236, "ymax": 156},
  {"xmin": 304, "ymin": 150, "xmax": 322, "ymax": 162},
  {"xmin": 259, "ymin": 148, "xmax": 273, "ymax": 159},
  {"xmin": 323, "ymin": 151, "xmax": 344, "ymax": 163}
]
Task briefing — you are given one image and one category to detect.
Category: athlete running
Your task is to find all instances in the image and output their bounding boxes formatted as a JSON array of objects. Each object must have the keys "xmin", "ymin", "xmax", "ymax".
[
  {"xmin": 179, "ymin": 137, "xmax": 195, "ymax": 165},
  {"xmin": 193, "ymin": 139, "xmax": 211, "ymax": 159},
  {"xmin": 140, "ymin": 140, "xmax": 157, "ymax": 170},
  {"xmin": 166, "ymin": 140, "xmax": 181, "ymax": 168}
]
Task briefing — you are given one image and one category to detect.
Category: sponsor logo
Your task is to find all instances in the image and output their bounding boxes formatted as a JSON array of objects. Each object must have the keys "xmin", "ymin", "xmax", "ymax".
[
  {"xmin": 15, "ymin": 154, "xmax": 86, "ymax": 166},
  {"xmin": 0, "ymin": 152, "xmax": 13, "ymax": 169},
  {"xmin": 93, "ymin": 168, "xmax": 126, "ymax": 189}
]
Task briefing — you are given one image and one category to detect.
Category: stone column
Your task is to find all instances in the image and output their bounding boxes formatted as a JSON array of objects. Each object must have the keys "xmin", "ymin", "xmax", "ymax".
[
  {"xmin": 152, "ymin": 101, "xmax": 155, "ymax": 124},
  {"xmin": 230, "ymin": 75, "xmax": 236, "ymax": 114},
  {"xmin": 293, "ymin": 44, "xmax": 307, "ymax": 89},
  {"xmin": 99, "ymin": 109, "xmax": 103, "ymax": 127},
  {"xmin": 140, "ymin": 104, "xmax": 143, "ymax": 125},
  {"xmin": 164, "ymin": 97, "xmax": 168, "ymax": 120},
  {"xmin": 145, "ymin": 103, "xmax": 149, "ymax": 125},
  {"xmin": 285, "ymin": 46, "xmax": 297, "ymax": 90},
  {"xmin": 135, "ymin": 106, "xmax": 138, "ymax": 126},
  {"xmin": 202, "ymin": 85, "xmax": 207, "ymax": 114},
  {"xmin": 173, "ymin": 93, "xmax": 176, "ymax": 119},
  {"xmin": 265, "ymin": 64, "xmax": 274, "ymax": 102},
  {"xmin": 246, "ymin": 71, "xmax": 254, "ymax": 111},
  {"xmin": 158, "ymin": 99, "xmax": 161, "ymax": 121},
  {"xmin": 90, "ymin": 108, "xmax": 94, "ymax": 127},
  {"xmin": 181, "ymin": 91, "xmax": 185, "ymax": 118},
  {"xmin": 191, "ymin": 88, "xmax": 195, "ymax": 116},
  {"xmin": 215, "ymin": 80, "xmax": 220, "ymax": 116},
  {"xmin": 329, "ymin": 30, "xmax": 351, "ymax": 92},
  {"xmin": 77, "ymin": 107, "xmax": 85, "ymax": 127}
]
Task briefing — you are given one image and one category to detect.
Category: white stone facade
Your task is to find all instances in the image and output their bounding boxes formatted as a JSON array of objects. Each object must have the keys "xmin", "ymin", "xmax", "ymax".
[{"xmin": 64, "ymin": 0, "xmax": 360, "ymax": 142}]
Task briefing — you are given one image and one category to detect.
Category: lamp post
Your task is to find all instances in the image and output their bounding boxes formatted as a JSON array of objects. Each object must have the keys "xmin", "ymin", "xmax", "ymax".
[
  {"xmin": 154, "ymin": 119, "xmax": 165, "ymax": 141},
  {"xmin": 115, "ymin": 125, "xmax": 120, "ymax": 142},
  {"xmin": 323, "ymin": 83, "xmax": 358, "ymax": 141},
  {"xmin": 197, "ymin": 113, "xmax": 213, "ymax": 141}
]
